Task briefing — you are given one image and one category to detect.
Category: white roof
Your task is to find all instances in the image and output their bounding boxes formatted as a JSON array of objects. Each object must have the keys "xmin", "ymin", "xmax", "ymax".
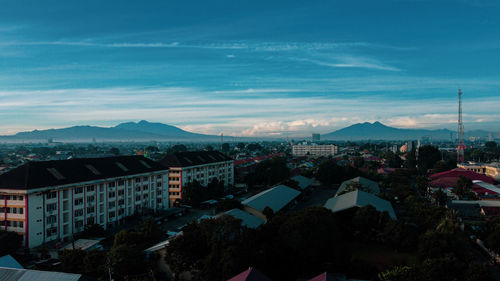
[
  {"xmin": 473, "ymin": 181, "xmax": 500, "ymax": 194},
  {"xmin": 61, "ymin": 239, "xmax": 101, "ymax": 251},
  {"xmin": 144, "ymin": 231, "xmax": 183, "ymax": 253},
  {"xmin": 336, "ymin": 177, "xmax": 380, "ymax": 196},
  {"xmin": 452, "ymin": 200, "xmax": 500, "ymax": 207},
  {"xmin": 242, "ymin": 185, "xmax": 301, "ymax": 213},
  {"xmin": 324, "ymin": 190, "xmax": 396, "ymax": 219},
  {"xmin": 291, "ymin": 175, "xmax": 314, "ymax": 190},
  {"xmin": 0, "ymin": 267, "xmax": 81, "ymax": 281},
  {"xmin": 224, "ymin": 209, "xmax": 265, "ymax": 229},
  {"xmin": 0, "ymin": 255, "xmax": 23, "ymax": 269}
]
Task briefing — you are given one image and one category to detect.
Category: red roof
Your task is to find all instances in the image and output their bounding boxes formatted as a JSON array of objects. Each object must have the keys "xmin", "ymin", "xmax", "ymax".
[
  {"xmin": 429, "ymin": 168, "xmax": 495, "ymax": 184},
  {"xmin": 228, "ymin": 268, "xmax": 274, "ymax": 281}
]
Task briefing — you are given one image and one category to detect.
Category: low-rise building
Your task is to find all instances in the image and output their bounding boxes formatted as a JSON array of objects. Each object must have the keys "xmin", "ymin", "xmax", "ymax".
[
  {"xmin": 292, "ymin": 144, "xmax": 338, "ymax": 157},
  {"xmin": 336, "ymin": 177, "xmax": 380, "ymax": 196},
  {"xmin": 0, "ymin": 156, "xmax": 169, "ymax": 248},
  {"xmin": 458, "ymin": 162, "xmax": 500, "ymax": 181},
  {"xmin": 159, "ymin": 151, "xmax": 234, "ymax": 206},
  {"xmin": 324, "ymin": 190, "xmax": 396, "ymax": 219},
  {"xmin": 241, "ymin": 185, "xmax": 301, "ymax": 221}
]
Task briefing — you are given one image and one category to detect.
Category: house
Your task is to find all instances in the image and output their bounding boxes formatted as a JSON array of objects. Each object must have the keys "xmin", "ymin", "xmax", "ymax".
[
  {"xmin": 0, "ymin": 267, "xmax": 84, "ymax": 281},
  {"xmin": 324, "ymin": 190, "xmax": 396, "ymax": 219},
  {"xmin": 241, "ymin": 185, "xmax": 301, "ymax": 221},
  {"xmin": 159, "ymin": 151, "xmax": 234, "ymax": 205},
  {"xmin": 227, "ymin": 267, "xmax": 274, "ymax": 281},
  {"xmin": 0, "ymin": 156, "xmax": 169, "ymax": 248},
  {"xmin": 291, "ymin": 175, "xmax": 314, "ymax": 190},
  {"xmin": 0, "ymin": 255, "xmax": 23, "ymax": 269},
  {"xmin": 336, "ymin": 177, "xmax": 380, "ymax": 196},
  {"xmin": 222, "ymin": 208, "xmax": 265, "ymax": 229},
  {"xmin": 447, "ymin": 202, "xmax": 481, "ymax": 219}
]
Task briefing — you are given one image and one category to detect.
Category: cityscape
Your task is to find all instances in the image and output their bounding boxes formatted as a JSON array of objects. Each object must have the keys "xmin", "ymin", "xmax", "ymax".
[{"xmin": 2, "ymin": 1, "xmax": 500, "ymax": 281}]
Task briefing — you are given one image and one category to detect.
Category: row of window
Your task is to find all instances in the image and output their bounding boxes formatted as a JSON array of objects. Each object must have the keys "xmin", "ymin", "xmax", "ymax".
[
  {"xmin": 169, "ymin": 192, "xmax": 180, "ymax": 196},
  {"xmin": 3, "ymin": 195, "xmax": 24, "ymax": 201},
  {"xmin": 1, "ymin": 207, "xmax": 24, "ymax": 214},
  {"xmin": 5, "ymin": 220, "xmax": 24, "ymax": 228}
]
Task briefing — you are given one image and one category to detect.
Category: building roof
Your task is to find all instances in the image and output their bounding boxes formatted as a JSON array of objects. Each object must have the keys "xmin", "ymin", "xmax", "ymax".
[
  {"xmin": 291, "ymin": 175, "xmax": 314, "ymax": 190},
  {"xmin": 159, "ymin": 151, "xmax": 232, "ymax": 168},
  {"xmin": 0, "ymin": 267, "xmax": 82, "ymax": 281},
  {"xmin": 0, "ymin": 255, "xmax": 23, "ymax": 269},
  {"xmin": 481, "ymin": 206, "xmax": 500, "ymax": 216},
  {"xmin": 223, "ymin": 209, "xmax": 265, "ymax": 229},
  {"xmin": 429, "ymin": 168, "xmax": 495, "ymax": 184},
  {"xmin": 61, "ymin": 239, "xmax": 102, "ymax": 251},
  {"xmin": 242, "ymin": 185, "xmax": 301, "ymax": 213},
  {"xmin": 0, "ymin": 156, "xmax": 167, "ymax": 190},
  {"xmin": 473, "ymin": 181, "xmax": 500, "ymax": 194},
  {"xmin": 324, "ymin": 190, "xmax": 396, "ymax": 219},
  {"xmin": 227, "ymin": 267, "xmax": 274, "ymax": 281},
  {"xmin": 336, "ymin": 177, "xmax": 380, "ymax": 196}
]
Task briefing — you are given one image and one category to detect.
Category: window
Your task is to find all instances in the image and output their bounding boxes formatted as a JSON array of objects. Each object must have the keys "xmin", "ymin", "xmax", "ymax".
[
  {"xmin": 135, "ymin": 186, "xmax": 141, "ymax": 192},
  {"xmin": 87, "ymin": 206, "xmax": 95, "ymax": 213},
  {"xmin": 108, "ymin": 191, "xmax": 116, "ymax": 198},
  {"xmin": 87, "ymin": 195, "xmax": 95, "ymax": 202},
  {"xmin": 143, "ymin": 177, "xmax": 148, "ymax": 182},
  {"xmin": 109, "ymin": 201, "xmax": 115, "ymax": 209},
  {"xmin": 157, "ymin": 175, "xmax": 162, "ymax": 180},
  {"xmin": 47, "ymin": 203, "xmax": 57, "ymax": 212},
  {"xmin": 74, "ymin": 209, "xmax": 84, "ymax": 217},
  {"xmin": 142, "ymin": 185, "xmax": 148, "ymax": 191},
  {"xmin": 118, "ymin": 199, "xmax": 124, "ymax": 206},
  {"xmin": 46, "ymin": 227, "xmax": 57, "ymax": 237},
  {"xmin": 136, "ymin": 195, "xmax": 141, "ymax": 201},
  {"xmin": 46, "ymin": 192, "xmax": 57, "ymax": 199},
  {"xmin": 108, "ymin": 212, "xmax": 115, "ymax": 218},
  {"xmin": 75, "ymin": 187, "xmax": 83, "ymax": 194},
  {"xmin": 135, "ymin": 178, "xmax": 141, "ymax": 183},
  {"xmin": 108, "ymin": 182, "xmax": 116, "ymax": 188},
  {"xmin": 12, "ymin": 208, "xmax": 17, "ymax": 214},
  {"xmin": 74, "ymin": 198, "xmax": 83, "ymax": 206},
  {"xmin": 118, "ymin": 180, "xmax": 125, "ymax": 186},
  {"xmin": 87, "ymin": 217, "xmax": 95, "ymax": 225},
  {"xmin": 118, "ymin": 190, "xmax": 125, "ymax": 196},
  {"xmin": 47, "ymin": 215, "xmax": 57, "ymax": 224},
  {"xmin": 86, "ymin": 185, "xmax": 95, "ymax": 192},
  {"xmin": 75, "ymin": 220, "xmax": 83, "ymax": 228},
  {"xmin": 19, "ymin": 222, "xmax": 24, "ymax": 228},
  {"xmin": 156, "ymin": 182, "xmax": 162, "ymax": 187}
]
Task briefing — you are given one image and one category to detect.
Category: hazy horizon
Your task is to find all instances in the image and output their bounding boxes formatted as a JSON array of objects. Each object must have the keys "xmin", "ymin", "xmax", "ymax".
[{"xmin": 1, "ymin": 0, "xmax": 500, "ymax": 136}]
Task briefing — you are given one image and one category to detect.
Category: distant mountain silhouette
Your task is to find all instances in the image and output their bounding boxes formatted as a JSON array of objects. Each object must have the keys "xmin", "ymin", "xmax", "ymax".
[
  {"xmin": 0, "ymin": 121, "xmax": 218, "ymax": 142},
  {"xmin": 323, "ymin": 121, "xmax": 490, "ymax": 141}
]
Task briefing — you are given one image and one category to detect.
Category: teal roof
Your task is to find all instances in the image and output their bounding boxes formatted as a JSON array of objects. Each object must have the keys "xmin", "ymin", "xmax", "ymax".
[
  {"xmin": 0, "ymin": 255, "xmax": 23, "ymax": 269},
  {"xmin": 324, "ymin": 190, "xmax": 396, "ymax": 219},
  {"xmin": 224, "ymin": 209, "xmax": 265, "ymax": 229},
  {"xmin": 242, "ymin": 185, "xmax": 301, "ymax": 212},
  {"xmin": 291, "ymin": 175, "xmax": 314, "ymax": 190}
]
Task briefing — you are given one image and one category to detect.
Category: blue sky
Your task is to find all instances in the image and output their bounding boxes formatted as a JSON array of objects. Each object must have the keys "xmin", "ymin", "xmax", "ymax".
[{"xmin": 1, "ymin": 0, "xmax": 500, "ymax": 136}]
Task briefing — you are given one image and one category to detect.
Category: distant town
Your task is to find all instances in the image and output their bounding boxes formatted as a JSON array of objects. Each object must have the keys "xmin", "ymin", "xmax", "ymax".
[{"xmin": 1, "ymin": 128, "xmax": 500, "ymax": 280}]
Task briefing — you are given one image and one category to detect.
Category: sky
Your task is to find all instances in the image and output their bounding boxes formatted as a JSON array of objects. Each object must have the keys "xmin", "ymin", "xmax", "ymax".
[{"xmin": 1, "ymin": 0, "xmax": 500, "ymax": 137}]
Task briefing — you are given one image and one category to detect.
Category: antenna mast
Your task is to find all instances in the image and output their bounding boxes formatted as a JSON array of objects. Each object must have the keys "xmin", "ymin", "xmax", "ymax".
[{"xmin": 457, "ymin": 89, "xmax": 465, "ymax": 163}]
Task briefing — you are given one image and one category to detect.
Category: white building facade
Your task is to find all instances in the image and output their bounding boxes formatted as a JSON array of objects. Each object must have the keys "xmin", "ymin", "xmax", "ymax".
[
  {"xmin": 292, "ymin": 144, "xmax": 338, "ymax": 157},
  {"xmin": 0, "ymin": 156, "xmax": 169, "ymax": 248},
  {"xmin": 160, "ymin": 151, "xmax": 234, "ymax": 205}
]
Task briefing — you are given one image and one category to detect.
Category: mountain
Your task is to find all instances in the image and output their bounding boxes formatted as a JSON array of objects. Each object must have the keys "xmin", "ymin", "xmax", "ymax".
[
  {"xmin": 0, "ymin": 121, "xmax": 219, "ymax": 142},
  {"xmin": 323, "ymin": 121, "xmax": 458, "ymax": 141}
]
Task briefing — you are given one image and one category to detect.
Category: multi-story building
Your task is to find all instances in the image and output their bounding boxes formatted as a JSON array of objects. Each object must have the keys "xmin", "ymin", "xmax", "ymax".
[
  {"xmin": 457, "ymin": 162, "xmax": 500, "ymax": 181},
  {"xmin": 159, "ymin": 151, "xmax": 234, "ymax": 205},
  {"xmin": 0, "ymin": 156, "xmax": 169, "ymax": 248},
  {"xmin": 292, "ymin": 144, "xmax": 338, "ymax": 157}
]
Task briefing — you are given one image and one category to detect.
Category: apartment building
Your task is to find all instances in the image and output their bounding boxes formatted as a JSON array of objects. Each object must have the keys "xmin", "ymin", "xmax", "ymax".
[
  {"xmin": 457, "ymin": 162, "xmax": 500, "ymax": 181},
  {"xmin": 292, "ymin": 144, "xmax": 338, "ymax": 157},
  {"xmin": 0, "ymin": 156, "xmax": 169, "ymax": 248},
  {"xmin": 159, "ymin": 151, "xmax": 234, "ymax": 205}
]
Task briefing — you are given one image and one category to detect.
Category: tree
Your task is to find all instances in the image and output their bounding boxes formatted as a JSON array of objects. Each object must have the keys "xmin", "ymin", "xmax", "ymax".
[
  {"xmin": 384, "ymin": 151, "xmax": 403, "ymax": 168},
  {"xmin": 236, "ymin": 142, "xmax": 246, "ymax": 150},
  {"xmin": 215, "ymin": 199, "xmax": 242, "ymax": 213},
  {"xmin": 109, "ymin": 147, "xmax": 120, "ymax": 155},
  {"xmin": 137, "ymin": 218, "xmax": 165, "ymax": 245},
  {"xmin": 262, "ymin": 206, "xmax": 275, "ymax": 220},
  {"xmin": 108, "ymin": 244, "xmax": 146, "ymax": 278},
  {"xmin": 417, "ymin": 145, "xmax": 441, "ymax": 173},
  {"xmin": 181, "ymin": 180, "xmax": 207, "ymax": 207},
  {"xmin": 80, "ymin": 223, "xmax": 105, "ymax": 238},
  {"xmin": 247, "ymin": 143, "xmax": 262, "ymax": 151},
  {"xmin": 60, "ymin": 249, "xmax": 87, "ymax": 273},
  {"xmin": 0, "ymin": 230, "xmax": 21, "ymax": 256},
  {"xmin": 352, "ymin": 156, "xmax": 365, "ymax": 168},
  {"xmin": 205, "ymin": 145, "xmax": 214, "ymax": 151},
  {"xmin": 83, "ymin": 250, "xmax": 107, "ymax": 278},
  {"xmin": 165, "ymin": 144, "xmax": 187, "ymax": 155},
  {"xmin": 207, "ymin": 178, "xmax": 225, "ymax": 198},
  {"xmin": 221, "ymin": 143, "xmax": 230, "ymax": 152},
  {"xmin": 454, "ymin": 175, "xmax": 473, "ymax": 199},
  {"xmin": 378, "ymin": 266, "xmax": 418, "ymax": 281}
]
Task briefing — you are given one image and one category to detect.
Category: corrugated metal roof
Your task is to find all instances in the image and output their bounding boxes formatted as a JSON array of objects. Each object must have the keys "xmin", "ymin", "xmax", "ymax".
[
  {"xmin": 242, "ymin": 185, "xmax": 301, "ymax": 213},
  {"xmin": 291, "ymin": 175, "xmax": 313, "ymax": 190},
  {"xmin": 224, "ymin": 209, "xmax": 265, "ymax": 229},
  {"xmin": 336, "ymin": 177, "xmax": 380, "ymax": 196},
  {"xmin": 324, "ymin": 190, "xmax": 396, "ymax": 219},
  {"xmin": 0, "ymin": 267, "xmax": 82, "ymax": 281}
]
